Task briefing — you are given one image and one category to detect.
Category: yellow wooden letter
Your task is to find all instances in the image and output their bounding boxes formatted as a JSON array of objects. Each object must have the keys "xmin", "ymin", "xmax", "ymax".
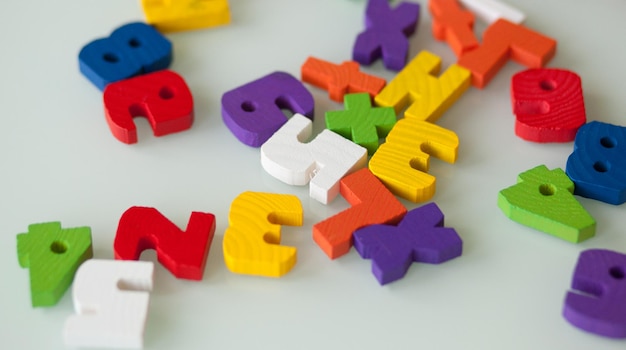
[
  {"xmin": 141, "ymin": 0, "xmax": 231, "ymax": 33},
  {"xmin": 369, "ymin": 119, "xmax": 459, "ymax": 202},
  {"xmin": 374, "ymin": 50, "xmax": 471, "ymax": 123},
  {"xmin": 223, "ymin": 192, "xmax": 303, "ymax": 278}
]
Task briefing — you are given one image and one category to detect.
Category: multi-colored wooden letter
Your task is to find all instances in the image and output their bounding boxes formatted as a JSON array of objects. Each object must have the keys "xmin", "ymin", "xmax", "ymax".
[
  {"xmin": 457, "ymin": 19, "xmax": 557, "ymax": 88},
  {"xmin": 498, "ymin": 165, "xmax": 596, "ymax": 243},
  {"xmin": 114, "ymin": 207, "xmax": 216, "ymax": 280},
  {"xmin": 458, "ymin": 0, "xmax": 525, "ymax": 24},
  {"xmin": 64, "ymin": 260, "xmax": 154, "ymax": 348},
  {"xmin": 374, "ymin": 50, "xmax": 471, "ymax": 122},
  {"xmin": 301, "ymin": 57, "xmax": 386, "ymax": 102},
  {"xmin": 222, "ymin": 71, "xmax": 314, "ymax": 147},
  {"xmin": 223, "ymin": 192, "xmax": 303, "ymax": 277},
  {"xmin": 313, "ymin": 168, "xmax": 407, "ymax": 260},
  {"xmin": 325, "ymin": 93, "xmax": 396, "ymax": 155},
  {"xmin": 79, "ymin": 22, "xmax": 172, "ymax": 90},
  {"xmin": 429, "ymin": 0, "xmax": 478, "ymax": 56},
  {"xmin": 261, "ymin": 114, "xmax": 367, "ymax": 204},
  {"xmin": 140, "ymin": 0, "xmax": 231, "ymax": 33},
  {"xmin": 352, "ymin": 0, "xmax": 420, "ymax": 71},
  {"xmin": 103, "ymin": 70, "xmax": 194, "ymax": 144},
  {"xmin": 566, "ymin": 121, "xmax": 626, "ymax": 205},
  {"xmin": 17, "ymin": 222, "xmax": 93, "ymax": 307},
  {"xmin": 511, "ymin": 68, "xmax": 586, "ymax": 142},
  {"xmin": 563, "ymin": 249, "xmax": 626, "ymax": 338},
  {"xmin": 353, "ymin": 203, "xmax": 462, "ymax": 285},
  {"xmin": 369, "ymin": 118, "xmax": 459, "ymax": 202}
]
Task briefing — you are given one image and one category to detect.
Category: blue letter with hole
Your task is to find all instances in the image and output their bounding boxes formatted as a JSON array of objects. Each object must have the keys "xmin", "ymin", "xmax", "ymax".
[
  {"xmin": 79, "ymin": 22, "xmax": 172, "ymax": 90},
  {"xmin": 566, "ymin": 121, "xmax": 626, "ymax": 205}
]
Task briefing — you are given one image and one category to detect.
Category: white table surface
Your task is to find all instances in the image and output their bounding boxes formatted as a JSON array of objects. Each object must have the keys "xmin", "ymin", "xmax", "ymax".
[{"xmin": 1, "ymin": 0, "xmax": 625, "ymax": 349}]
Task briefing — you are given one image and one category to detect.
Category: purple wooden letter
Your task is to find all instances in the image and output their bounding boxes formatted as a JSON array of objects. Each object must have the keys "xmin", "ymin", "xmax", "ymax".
[
  {"xmin": 221, "ymin": 71, "xmax": 314, "ymax": 147},
  {"xmin": 563, "ymin": 249, "xmax": 626, "ymax": 338},
  {"xmin": 353, "ymin": 202, "xmax": 462, "ymax": 285},
  {"xmin": 352, "ymin": 0, "xmax": 420, "ymax": 71}
]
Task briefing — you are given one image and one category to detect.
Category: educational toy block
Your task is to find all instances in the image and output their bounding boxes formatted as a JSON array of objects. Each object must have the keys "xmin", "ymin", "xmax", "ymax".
[
  {"xmin": 223, "ymin": 192, "xmax": 303, "ymax": 277},
  {"xmin": 353, "ymin": 203, "xmax": 462, "ymax": 285},
  {"xmin": 498, "ymin": 165, "xmax": 596, "ymax": 243},
  {"xmin": 511, "ymin": 68, "xmax": 586, "ymax": 142},
  {"xmin": 457, "ymin": 19, "xmax": 556, "ymax": 88},
  {"xmin": 79, "ymin": 22, "xmax": 172, "ymax": 91},
  {"xmin": 114, "ymin": 207, "xmax": 216, "ymax": 280},
  {"xmin": 103, "ymin": 69, "xmax": 194, "ymax": 144},
  {"xmin": 64, "ymin": 260, "xmax": 154, "ymax": 349},
  {"xmin": 563, "ymin": 249, "xmax": 626, "ymax": 338},
  {"xmin": 261, "ymin": 114, "xmax": 368, "ymax": 204},
  {"xmin": 458, "ymin": 0, "xmax": 525, "ymax": 24},
  {"xmin": 374, "ymin": 51, "xmax": 471, "ymax": 122},
  {"xmin": 301, "ymin": 57, "xmax": 386, "ymax": 102},
  {"xmin": 369, "ymin": 118, "xmax": 459, "ymax": 202},
  {"xmin": 141, "ymin": 0, "xmax": 231, "ymax": 33},
  {"xmin": 222, "ymin": 72, "xmax": 314, "ymax": 147},
  {"xmin": 429, "ymin": 0, "xmax": 478, "ymax": 57},
  {"xmin": 313, "ymin": 168, "xmax": 407, "ymax": 259},
  {"xmin": 352, "ymin": 0, "xmax": 420, "ymax": 71},
  {"xmin": 325, "ymin": 93, "xmax": 396, "ymax": 155},
  {"xmin": 566, "ymin": 121, "xmax": 626, "ymax": 205},
  {"xmin": 17, "ymin": 222, "xmax": 93, "ymax": 307}
]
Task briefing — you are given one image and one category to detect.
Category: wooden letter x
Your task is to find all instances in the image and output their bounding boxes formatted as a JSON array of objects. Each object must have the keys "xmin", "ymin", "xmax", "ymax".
[
  {"xmin": 352, "ymin": 0, "xmax": 420, "ymax": 70},
  {"xmin": 353, "ymin": 203, "xmax": 462, "ymax": 285},
  {"xmin": 301, "ymin": 57, "xmax": 386, "ymax": 102},
  {"xmin": 325, "ymin": 93, "xmax": 396, "ymax": 155}
]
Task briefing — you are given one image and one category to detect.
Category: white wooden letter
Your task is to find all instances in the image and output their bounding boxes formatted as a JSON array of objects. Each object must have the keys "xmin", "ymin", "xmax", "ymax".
[
  {"xmin": 459, "ymin": 0, "xmax": 525, "ymax": 24},
  {"xmin": 64, "ymin": 260, "xmax": 154, "ymax": 348},
  {"xmin": 261, "ymin": 114, "xmax": 367, "ymax": 204}
]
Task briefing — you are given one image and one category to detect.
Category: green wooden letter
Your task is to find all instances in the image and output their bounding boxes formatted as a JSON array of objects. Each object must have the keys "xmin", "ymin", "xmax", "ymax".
[
  {"xmin": 17, "ymin": 222, "xmax": 93, "ymax": 307},
  {"xmin": 498, "ymin": 165, "xmax": 596, "ymax": 243},
  {"xmin": 325, "ymin": 93, "xmax": 396, "ymax": 155}
]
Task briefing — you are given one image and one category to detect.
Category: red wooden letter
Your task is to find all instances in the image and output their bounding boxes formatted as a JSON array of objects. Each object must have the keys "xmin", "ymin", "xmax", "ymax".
[
  {"xmin": 429, "ymin": 0, "xmax": 478, "ymax": 56},
  {"xmin": 301, "ymin": 57, "xmax": 386, "ymax": 102},
  {"xmin": 511, "ymin": 68, "xmax": 586, "ymax": 142},
  {"xmin": 103, "ymin": 69, "xmax": 193, "ymax": 144},
  {"xmin": 114, "ymin": 207, "xmax": 216, "ymax": 280},
  {"xmin": 313, "ymin": 168, "xmax": 407, "ymax": 260},
  {"xmin": 457, "ymin": 19, "xmax": 556, "ymax": 88}
]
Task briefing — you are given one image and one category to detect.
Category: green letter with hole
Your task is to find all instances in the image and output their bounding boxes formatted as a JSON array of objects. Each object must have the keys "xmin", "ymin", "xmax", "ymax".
[
  {"xmin": 498, "ymin": 165, "xmax": 596, "ymax": 243},
  {"xmin": 17, "ymin": 222, "xmax": 93, "ymax": 307}
]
